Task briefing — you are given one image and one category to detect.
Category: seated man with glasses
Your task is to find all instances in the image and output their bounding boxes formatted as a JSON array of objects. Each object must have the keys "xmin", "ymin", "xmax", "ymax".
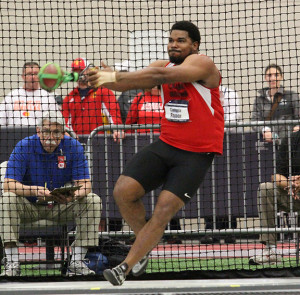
[{"xmin": 0, "ymin": 111, "xmax": 102, "ymax": 276}]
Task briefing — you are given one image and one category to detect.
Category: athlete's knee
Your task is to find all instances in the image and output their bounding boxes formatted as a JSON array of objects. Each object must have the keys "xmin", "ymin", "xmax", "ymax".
[
  {"xmin": 150, "ymin": 209, "xmax": 174, "ymax": 229},
  {"xmin": 152, "ymin": 205, "xmax": 179, "ymax": 228},
  {"xmin": 152, "ymin": 194, "xmax": 184, "ymax": 226},
  {"xmin": 113, "ymin": 175, "xmax": 144, "ymax": 203}
]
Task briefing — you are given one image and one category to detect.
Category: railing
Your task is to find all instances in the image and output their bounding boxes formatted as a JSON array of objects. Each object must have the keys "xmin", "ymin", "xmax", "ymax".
[
  {"xmin": 81, "ymin": 120, "xmax": 300, "ymax": 238},
  {"xmin": 1, "ymin": 120, "xmax": 300, "ymax": 238}
]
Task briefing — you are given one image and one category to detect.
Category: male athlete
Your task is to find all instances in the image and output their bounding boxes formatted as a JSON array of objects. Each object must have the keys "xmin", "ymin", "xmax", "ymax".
[{"xmin": 88, "ymin": 21, "xmax": 224, "ymax": 285}]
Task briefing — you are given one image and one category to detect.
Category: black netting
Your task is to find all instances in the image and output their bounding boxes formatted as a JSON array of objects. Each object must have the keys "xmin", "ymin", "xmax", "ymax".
[{"xmin": 0, "ymin": 0, "xmax": 300, "ymax": 280}]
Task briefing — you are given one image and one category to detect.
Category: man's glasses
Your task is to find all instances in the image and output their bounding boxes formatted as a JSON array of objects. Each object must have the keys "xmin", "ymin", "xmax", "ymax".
[{"xmin": 41, "ymin": 129, "xmax": 63, "ymax": 138}]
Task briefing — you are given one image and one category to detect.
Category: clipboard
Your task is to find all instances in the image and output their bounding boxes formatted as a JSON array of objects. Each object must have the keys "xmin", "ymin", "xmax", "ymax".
[{"xmin": 50, "ymin": 186, "xmax": 82, "ymax": 196}]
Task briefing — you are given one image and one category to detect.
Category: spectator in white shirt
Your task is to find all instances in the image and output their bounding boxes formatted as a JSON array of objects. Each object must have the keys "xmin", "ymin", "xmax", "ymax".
[{"xmin": 0, "ymin": 62, "xmax": 59, "ymax": 127}]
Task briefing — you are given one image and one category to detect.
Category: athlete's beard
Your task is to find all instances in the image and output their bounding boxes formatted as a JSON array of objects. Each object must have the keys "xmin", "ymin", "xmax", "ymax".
[
  {"xmin": 169, "ymin": 55, "xmax": 185, "ymax": 65},
  {"xmin": 168, "ymin": 50, "xmax": 194, "ymax": 65}
]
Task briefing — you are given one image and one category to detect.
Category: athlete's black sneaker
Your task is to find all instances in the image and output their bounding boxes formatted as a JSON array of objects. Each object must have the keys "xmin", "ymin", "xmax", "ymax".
[
  {"xmin": 131, "ymin": 254, "xmax": 149, "ymax": 277},
  {"xmin": 103, "ymin": 263, "xmax": 127, "ymax": 286}
]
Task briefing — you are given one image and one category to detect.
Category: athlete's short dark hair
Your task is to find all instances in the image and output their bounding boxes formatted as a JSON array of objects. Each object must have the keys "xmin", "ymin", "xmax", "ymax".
[{"xmin": 171, "ymin": 21, "xmax": 201, "ymax": 46}]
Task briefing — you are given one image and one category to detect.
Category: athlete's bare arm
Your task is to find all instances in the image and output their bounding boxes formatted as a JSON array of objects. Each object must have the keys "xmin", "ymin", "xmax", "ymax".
[{"xmin": 87, "ymin": 54, "xmax": 220, "ymax": 91}]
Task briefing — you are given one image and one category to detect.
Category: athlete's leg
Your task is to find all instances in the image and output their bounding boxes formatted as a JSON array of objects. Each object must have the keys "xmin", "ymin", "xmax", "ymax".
[
  {"xmin": 122, "ymin": 190, "xmax": 184, "ymax": 274},
  {"xmin": 124, "ymin": 151, "xmax": 212, "ymax": 269},
  {"xmin": 113, "ymin": 175, "xmax": 147, "ymax": 235},
  {"xmin": 113, "ymin": 141, "xmax": 168, "ymax": 235}
]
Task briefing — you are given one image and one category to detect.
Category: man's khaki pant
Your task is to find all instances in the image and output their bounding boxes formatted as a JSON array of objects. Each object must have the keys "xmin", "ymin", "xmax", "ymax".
[
  {"xmin": 258, "ymin": 182, "xmax": 300, "ymax": 245},
  {"xmin": 0, "ymin": 192, "xmax": 102, "ymax": 247}
]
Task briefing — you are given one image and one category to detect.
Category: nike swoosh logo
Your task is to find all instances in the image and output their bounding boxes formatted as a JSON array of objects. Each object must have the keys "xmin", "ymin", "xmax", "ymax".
[{"xmin": 184, "ymin": 193, "xmax": 191, "ymax": 199}]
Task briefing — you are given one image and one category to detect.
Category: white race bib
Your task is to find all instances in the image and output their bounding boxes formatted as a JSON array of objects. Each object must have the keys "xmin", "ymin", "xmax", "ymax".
[{"xmin": 165, "ymin": 100, "xmax": 189, "ymax": 122}]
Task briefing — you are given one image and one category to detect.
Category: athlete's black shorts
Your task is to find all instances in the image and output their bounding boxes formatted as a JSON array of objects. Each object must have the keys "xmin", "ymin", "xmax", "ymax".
[{"xmin": 122, "ymin": 139, "xmax": 215, "ymax": 203}]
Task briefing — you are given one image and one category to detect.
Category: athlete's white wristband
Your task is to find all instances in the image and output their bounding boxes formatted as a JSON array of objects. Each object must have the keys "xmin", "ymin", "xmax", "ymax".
[{"xmin": 95, "ymin": 71, "xmax": 117, "ymax": 87}]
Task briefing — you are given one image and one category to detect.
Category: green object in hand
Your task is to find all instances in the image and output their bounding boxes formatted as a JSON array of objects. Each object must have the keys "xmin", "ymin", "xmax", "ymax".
[{"xmin": 38, "ymin": 62, "xmax": 79, "ymax": 92}]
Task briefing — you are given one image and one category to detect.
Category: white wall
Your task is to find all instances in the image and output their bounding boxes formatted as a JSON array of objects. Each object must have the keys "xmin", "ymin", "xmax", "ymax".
[{"xmin": 0, "ymin": 0, "xmax": 299, "ymax": 120}]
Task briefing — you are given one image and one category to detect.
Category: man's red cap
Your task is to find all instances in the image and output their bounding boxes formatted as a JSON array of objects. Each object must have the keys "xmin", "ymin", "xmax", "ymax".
[{"xmin": 71, "ymin": 57, "xmax": 90, "ymax": 71}]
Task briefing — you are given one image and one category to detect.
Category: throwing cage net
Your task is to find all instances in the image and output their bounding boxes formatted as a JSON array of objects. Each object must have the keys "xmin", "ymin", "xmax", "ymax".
[{"xmin": 0, "ymin": 0, "xmax": 300, "ymax": 280}]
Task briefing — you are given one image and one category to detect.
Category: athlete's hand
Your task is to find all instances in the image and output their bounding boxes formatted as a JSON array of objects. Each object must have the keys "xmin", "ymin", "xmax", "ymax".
[
  {"xmin": 87, "ymin": 62, "xmax": 116, "ymax": 88},
  {"xmin": 101, "ymin": 61, "xmax": 114, "ymax": 72}
]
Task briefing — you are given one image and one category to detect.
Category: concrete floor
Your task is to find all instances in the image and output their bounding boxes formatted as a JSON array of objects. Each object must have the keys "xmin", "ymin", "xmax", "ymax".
[{"xmin": 1, "ymin": 278, "xmax": 300, "ymax": 295}]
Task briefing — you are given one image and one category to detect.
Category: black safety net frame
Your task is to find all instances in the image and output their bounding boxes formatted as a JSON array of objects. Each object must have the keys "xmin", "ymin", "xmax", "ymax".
[{"xmin": 0, "ymin": 0, "xmax": 300, "ymax": 280}]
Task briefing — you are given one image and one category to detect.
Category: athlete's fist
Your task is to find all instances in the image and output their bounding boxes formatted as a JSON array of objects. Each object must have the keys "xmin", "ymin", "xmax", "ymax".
[{"xmin": 87, "ymin": 63, "xmax": 116, "ymax": 88}]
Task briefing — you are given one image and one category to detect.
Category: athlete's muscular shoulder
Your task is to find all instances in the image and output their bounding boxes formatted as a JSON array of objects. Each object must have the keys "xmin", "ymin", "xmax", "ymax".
[
  {"xmin": 183, "ymin": 54, "xmax": 214, "ymax": 65},
  {"xmin": 181, "ymin": 54, "xmax": 220, "ymax": 88},
  {"xmin": 148, "ymin": 60, "xmax": 169, "ymax": 68}
]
